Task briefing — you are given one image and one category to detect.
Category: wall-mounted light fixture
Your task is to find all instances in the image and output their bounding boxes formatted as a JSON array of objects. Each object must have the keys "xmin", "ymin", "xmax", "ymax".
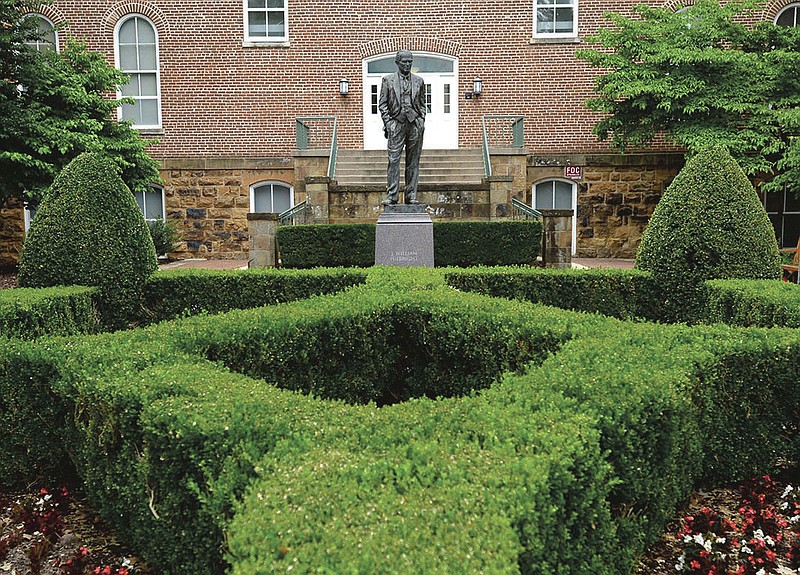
[
  {"xmin": 473, "ymin": 77, "xmax": 483, "ymax": 97},
  {"xmin": 466, "ymin": 77, "xmax": 484, "ymax": 99},
  {"xmin": 339, "ymin": 78, "xmax": 349, "ymax": 96}
]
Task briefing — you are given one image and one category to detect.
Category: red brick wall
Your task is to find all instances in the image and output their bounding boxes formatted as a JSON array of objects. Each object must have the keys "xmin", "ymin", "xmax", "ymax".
[{"xmin": 43, "ymin": 0, "xmax": 787, "ymax": 160}]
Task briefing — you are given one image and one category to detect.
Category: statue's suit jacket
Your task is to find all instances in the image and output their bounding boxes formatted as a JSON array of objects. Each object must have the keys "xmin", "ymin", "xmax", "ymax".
[{"xmin": 378, "ymin": 71, "xmax": 427, "ymax": 128}]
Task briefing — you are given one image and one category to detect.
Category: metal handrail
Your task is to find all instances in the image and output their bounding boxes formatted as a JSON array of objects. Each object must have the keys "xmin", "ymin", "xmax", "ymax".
[
  {"xmin": 327, "ymin": 120, "xmax": 338, "ymax": 179},
  {"xmin": 481, "ymin": 115, "xmax": 525, "ymax": 176},
  {"xmin": 278, "ymin": 200, "xmax": 309, "ymax": 226},
  {"xmin": 295, "ymin": 116, "xmax": 339, "ymax": 179},
  {"xmin": 511, "ymin": 198, "xmax": 541, "ymax": 220}
]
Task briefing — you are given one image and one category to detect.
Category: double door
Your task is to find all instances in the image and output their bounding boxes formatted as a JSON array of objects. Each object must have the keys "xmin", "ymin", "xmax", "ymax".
[{"xmin": 363, "ymin": 54, "xmax": 458, "ymax": 150}]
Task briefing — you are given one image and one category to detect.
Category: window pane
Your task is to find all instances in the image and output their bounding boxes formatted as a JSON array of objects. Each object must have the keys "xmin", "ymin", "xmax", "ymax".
[
  {"xmin": 784, "ymin": 214, "xmax": 800, "ymax": 248},
  {"xmin": 136, "ymin": 18, "xmax": 156, "ymax": 43},
  {"xmin": 121, "ymin": 75, "xmax": 140, "ymax": 97},
  {"xmin": 425, "ymin": 84, "xmax": 432, "ymax": 114},
  {"xmin": 144, "ymin": 189, "xmax": 164, "ymax": 219},
  {"xmin": 249, "ymin": 12, "xmax": 267, "ymax": 36},
  {"xmin": 140, "ymin": 99, "xmax": 159, "ymax": 125},
  {"xmin": 254, "ymin": 187, "xmax": 273, "ymax": 212},
  {"xmin": 443, "ymin": 84, "xmax": 451, "ymax": 114},
  {"xmin": 555, "ymin": 181, "xmax": 573, "ymax": 209},
  {"xmin": 777, "ymin": 7, "xmax": 799, "ymax": 27},
  {"xmin": 786, "ymin": 189, "xmax": 800, "ymax": 212},
  {"xmin": 267, "ymin": 0, "xmax": 284, "ymax": 7},
  {"xmin": 267, "ymin": 12, "xmax": 285, "ymax": 37},
  {"xmin": 535, "ymin": 185, "xmax": 554, "ymax": 210},
  {"xmin": 273, "ymin": 188, "xmax": 291, "ymax": 213},
  {"xmin": 133, "ymin": 190, "xmax": 145, "ymax": 213},
  {"xmin": 119, "ymin": 45, "xmax": 138, "ymax": 70},
  {"xmin": 118, "ymin": 19, "xmax": 136, "ymax": 43},
  {"xmin": 248, "ymin": 0, "xmax": 266, "ymax": 8},
  {"xmin": 555, "ymin": 8, "xmax": 574, "ymax": 33},
  {"xmin": 121, "ymin": 101, "xmax": 138, "ymax": 122},
  {"xmin": 765, "ymin": 191, "xmax": 782, "ymax": 212},
  {"xmin": 371, "ymin": 85, "xmax": 378, "ymax": 115},
  {"xmin": 537, "ymin": 9, "xmax": 554, "ymax": 33},
  {"xmin": 139, "ymin": 45, "xmax": 157, "ymax": 70},
  {"xmin": 140, "ymin": 73, "xmax": 157, "ymax": 96}
]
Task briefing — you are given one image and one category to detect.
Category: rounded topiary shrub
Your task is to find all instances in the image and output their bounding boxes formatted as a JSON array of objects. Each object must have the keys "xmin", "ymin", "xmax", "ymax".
[
  {"xmin": 635, "ymin": 146, "xmax": 780, "ymax": 323},
  {"xmin": 18, "ymin": 152, "xmax": 158, "ymax": 330}
]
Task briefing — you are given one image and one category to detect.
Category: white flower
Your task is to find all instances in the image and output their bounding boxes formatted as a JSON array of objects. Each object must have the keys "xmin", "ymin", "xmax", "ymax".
[
  {"xmin": 675, "ymin": 554, "xmax": 686, "ymax": 571},
  {"xmin": 756, "ymin": 569, "xmax": 766, "ymax": 575},
  {"xmin": 741, "ymin": 544, "xmax": 753, "ymax": 554},
  {"xmin": 782, "ymin": 485, "xmax": 794, "ymax": 499}
]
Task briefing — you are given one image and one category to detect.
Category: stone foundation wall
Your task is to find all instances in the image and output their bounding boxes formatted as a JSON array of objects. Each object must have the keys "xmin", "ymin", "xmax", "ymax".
[
  {"xmin": 529, "ymin": 153, "xmax": 683, "ymax": 259},
  {"xmin": 161, "ymin": 158, "xmax": 294, "ymax": 260},
  {"xmin": 0, "ymin": 198, "xmax": 25, "ymax": 267}
]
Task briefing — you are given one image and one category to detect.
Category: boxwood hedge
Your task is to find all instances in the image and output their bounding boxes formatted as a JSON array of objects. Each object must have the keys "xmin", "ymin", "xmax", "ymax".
[
  {"xmin": 2, "ymin": 268, "xmax": 800, "ymax": 575},
  {"xmin": 0, "ymin": 285, "xmax": 98, "ymax": 339}
]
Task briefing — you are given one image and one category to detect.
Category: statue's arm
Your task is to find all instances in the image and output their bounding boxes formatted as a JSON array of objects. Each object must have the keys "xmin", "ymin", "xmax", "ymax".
[
  {"xmin": 378, "ymin": 76, "xmax": 392, "ymax": 125},
  {"xmin": 415, "ymin": 76, "xmax": 427, "ymax": 120}
]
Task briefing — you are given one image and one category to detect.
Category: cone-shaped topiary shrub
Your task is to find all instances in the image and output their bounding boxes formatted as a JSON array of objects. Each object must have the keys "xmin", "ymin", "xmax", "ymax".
[
  {"xmin": 18, "ymin": 152, "xmax": 158, "ymax": 330},
  {"xmin": 636, "ymin": 146, "xmax": 780, "ymax": 323}
]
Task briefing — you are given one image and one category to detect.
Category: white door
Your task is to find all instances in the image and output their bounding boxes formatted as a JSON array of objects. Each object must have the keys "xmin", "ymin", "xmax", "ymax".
[{"xmin": 363, "ymin": 53, "xmax": 458, "ymax": 150}]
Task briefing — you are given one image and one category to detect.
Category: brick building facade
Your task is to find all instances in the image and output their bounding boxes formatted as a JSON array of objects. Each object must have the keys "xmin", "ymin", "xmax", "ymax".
[{"xmin": 2, "ymin": 0, "xmax": 798, "ymax": 264}]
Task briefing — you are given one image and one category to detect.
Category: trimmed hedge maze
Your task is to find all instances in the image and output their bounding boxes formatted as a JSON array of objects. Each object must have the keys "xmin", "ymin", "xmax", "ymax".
[{"xmin": 2, "ymin": 268, "xmax": 800, "ymax": 574}]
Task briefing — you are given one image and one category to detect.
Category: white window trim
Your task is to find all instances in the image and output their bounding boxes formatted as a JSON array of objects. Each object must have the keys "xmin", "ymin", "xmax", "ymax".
[
  {"xmin": 249, "ymin": 181, "xmax": 294, "ymax": 213},
  {"xmin": 24, "ymin": 15, "xmax": 59, "ymax": 52},
  {"xmin": 114, "ymin": 14, "xmax": 162, "ymax": 130},
  {"xmin": 775, "ymin": 4, "xmax": 800, "ymax": 26},
  {"xmin": 242, "ymin": 0, "xmax": 289, "ymax": 46},
  {"xmin": 136, "ymin": 185, "xmax": 166, "ymax": 222},
  {"xmin": 532, "ymin": 0, "xmax": 579, "ymax": 40},
  {"xmin": 533, "ymin": 178, "xmax": 578, "ymax": 255}
]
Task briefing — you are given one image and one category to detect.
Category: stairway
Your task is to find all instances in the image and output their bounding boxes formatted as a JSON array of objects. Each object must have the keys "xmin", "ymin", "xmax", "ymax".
[{"xmin": 334, "ymin": 148, "xmax": 485, "ymax": 187}]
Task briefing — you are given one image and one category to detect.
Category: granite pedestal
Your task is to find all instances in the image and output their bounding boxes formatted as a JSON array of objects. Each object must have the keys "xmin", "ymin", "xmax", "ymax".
[{"xmin": 375, "ymin": 204, "xmax": 434, "ymax": 267}]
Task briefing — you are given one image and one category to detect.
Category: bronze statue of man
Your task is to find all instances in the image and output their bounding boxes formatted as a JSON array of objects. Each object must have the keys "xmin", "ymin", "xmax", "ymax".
[{"xmin": 379, "ymin": 50, "xmax": 426, "ymax": 205}]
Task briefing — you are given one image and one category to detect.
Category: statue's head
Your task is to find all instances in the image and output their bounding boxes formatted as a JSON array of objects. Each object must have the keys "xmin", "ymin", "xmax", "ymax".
[{"xmin": 395, "ymin": 50, "xmax": 413, "ymax": 75}]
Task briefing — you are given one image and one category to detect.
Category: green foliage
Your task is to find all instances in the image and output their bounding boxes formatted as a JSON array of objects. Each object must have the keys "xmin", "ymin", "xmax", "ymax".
[
  {"xmin": 141, "ymin": 267, "xmax": 368, "ymax": 323},
  {"xmin": 576, "ymin": 0, "xmax": 800, "ymax": 194},
  {"xmin": 635, "ymin": 147, "xmax": 780, "ymax": 322},
  {"xmin": 0, "ymin": 0, "xmax": 160, "ymax": 205},
  {"xmin": 277, "ymin": 223, "xmax": 375, "ymax": 268},
  {"xmin": 3, "ymin": 269, "xmax": 800, "ymax": 575},
  {"xmin": 0, "ymin": 285, "xmax": 98, "ymax": 338},
  {"xmin": 705, "ymin": 278, "xmax": 800, "ymax": 327},
  {"xmin": 147, "ymin": 218, "xmax": 181, "ymax": 256},
  {"xmin": 277, "ymin": 220, "xmax": 542, "ymax": 268},
  {"xmin": 6, "ymin": 268, "xmax": 800, "ymax": 574},
  {"xmin": 446, "ymin": 265, "xmax": 661, "ymax": 320},
  {"xmin": 434, "ymin": 220, "xmax": 542, "ymax": 266},
  {"xmin": 17, "ymin": 152, "xmax": 158, "ymax": 329}
]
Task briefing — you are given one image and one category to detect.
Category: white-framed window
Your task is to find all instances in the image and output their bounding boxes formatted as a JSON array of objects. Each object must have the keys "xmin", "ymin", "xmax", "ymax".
[
  {"xmin": 534, "ymin": 0, "xmax": 578, "ymax": 38},
  {"xmin": 24, "ymin": 202, "xmax": 39, "ymax": 232},
  {"xmin": 115, "ymin": 14, "xmax": 161, "ymax": 129},
  {"xmin": 24, "ymin": 15, "xmax": 58, "ymax": 52},
  {"xmin": 250, "ymin": 181, "xmax": 293, "ymax": 213},
  {"xmin": 533, "ymin": 178, "xmax": 578, "ymax": 254},
  {"xmin": 244, "ymin": 0, "xmax": 288, "ymax": 44},
  {"xmin": 134, "ymin": 185, "xmax": 165, "ymax": 222},
  {"xmin": 776, "ymin": 4, "xmax": 800, "ymax": 27}
]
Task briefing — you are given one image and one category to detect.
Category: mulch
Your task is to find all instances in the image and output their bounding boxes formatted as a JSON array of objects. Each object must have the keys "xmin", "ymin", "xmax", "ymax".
[{"xmin": 0, "ymin": 268, "xmax": 17, "ymax": 290}]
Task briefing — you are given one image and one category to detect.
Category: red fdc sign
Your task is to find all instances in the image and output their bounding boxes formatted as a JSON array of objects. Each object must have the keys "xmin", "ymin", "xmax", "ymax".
[{"xmin": 564, "ymin": 165, "xmax": 583, "ymax": 180}]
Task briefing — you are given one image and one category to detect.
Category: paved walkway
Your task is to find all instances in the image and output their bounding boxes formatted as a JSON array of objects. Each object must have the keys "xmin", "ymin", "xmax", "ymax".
[
  {"xmin": 159, "ymin": 258, "xmax": 248, "ymax": 271},
  {"xmin": 572, "ymin": 258, "xmax": 635, "ymax": 269},
  {"xmin": 159, "ymin": 258, "xmax": 636, "ymax": 271}
]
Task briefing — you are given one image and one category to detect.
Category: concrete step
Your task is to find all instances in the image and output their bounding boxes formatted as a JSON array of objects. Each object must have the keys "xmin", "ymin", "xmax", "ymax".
[{"xmin": 335, "ymin": 148, "xmax": 485, "ymax": 186}]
